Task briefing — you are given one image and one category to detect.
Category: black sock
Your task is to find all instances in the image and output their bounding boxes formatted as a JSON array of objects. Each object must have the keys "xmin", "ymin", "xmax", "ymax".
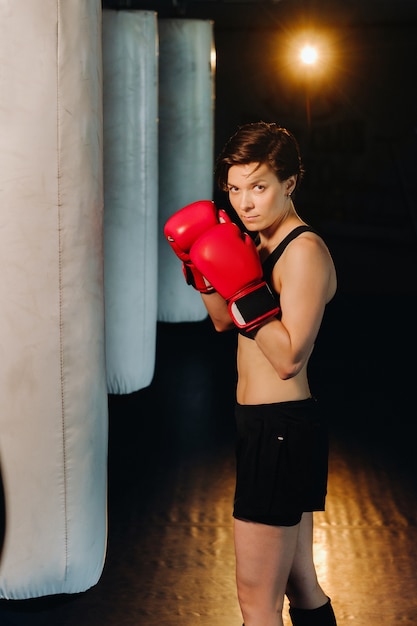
[{"xmin": 289, "ymin": 597, "xmax": 337, "ymax": 626}]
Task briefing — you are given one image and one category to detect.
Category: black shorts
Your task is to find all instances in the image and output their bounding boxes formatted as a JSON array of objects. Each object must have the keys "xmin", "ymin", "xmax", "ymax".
[{"xmin": 233, "ymin": 397, "xmax": 329, "ymax": 527}]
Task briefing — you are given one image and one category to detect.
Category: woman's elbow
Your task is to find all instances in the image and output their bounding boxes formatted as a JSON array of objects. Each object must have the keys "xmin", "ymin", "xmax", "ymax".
[
  {"xmin": 211, "ymin": 318, "xmax": 235, "ymax": 333},
  {"xmin": 277, "ymin": 367, "xmax": 296, "ymax": 380},
  {"xmin": 276, "ymin": 360, "xmax": 303, "ymax": 380}
]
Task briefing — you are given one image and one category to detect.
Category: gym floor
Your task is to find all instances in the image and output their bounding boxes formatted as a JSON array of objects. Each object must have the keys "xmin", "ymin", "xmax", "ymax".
[{"xmin": 0, "ymin": 266, "xmax": 417, "ymax": 625}]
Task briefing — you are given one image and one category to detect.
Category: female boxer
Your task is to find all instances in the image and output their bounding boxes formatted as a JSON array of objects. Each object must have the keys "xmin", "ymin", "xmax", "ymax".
[{"xmin": 164, "ymin": 121, "xmax": 338, "ymax": 626}]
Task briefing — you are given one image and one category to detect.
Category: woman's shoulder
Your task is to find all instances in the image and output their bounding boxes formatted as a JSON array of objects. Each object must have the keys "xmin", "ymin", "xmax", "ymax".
[
  {"xmin": 269, "ymin": 226, "xmax": 337, "ymax": 301},
  {"xmin": 262, "ymin": 224, "xmax": 319, "ymax": 279}
]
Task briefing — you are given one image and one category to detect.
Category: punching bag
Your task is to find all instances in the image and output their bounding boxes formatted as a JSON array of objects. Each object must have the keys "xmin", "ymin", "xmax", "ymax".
[
  {"xmin": 157, "ymin": 19, "xmax": 216, "ymax": 322},
  {"xmin": 0, "ymin": 0, "xmax": 107, "ymax": 598},
  {"xmin": 102, "ymin": 9, "xmax": 159, "ymax": 395}
]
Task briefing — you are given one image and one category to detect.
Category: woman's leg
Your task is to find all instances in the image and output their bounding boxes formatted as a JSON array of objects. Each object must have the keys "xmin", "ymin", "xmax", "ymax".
[
  {"xmin": 234, "ymin": 517, "xmax": 300, "ymax": 626},
  {"xmin": 285, "ymin": 512, "xmax": 329, "ymax": 609}
]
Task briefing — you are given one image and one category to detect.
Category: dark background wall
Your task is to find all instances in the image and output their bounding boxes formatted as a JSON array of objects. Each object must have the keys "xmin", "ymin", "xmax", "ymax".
[{"xmin": 212, "ymin": 13, "xmax": 417, "ymax": 295}]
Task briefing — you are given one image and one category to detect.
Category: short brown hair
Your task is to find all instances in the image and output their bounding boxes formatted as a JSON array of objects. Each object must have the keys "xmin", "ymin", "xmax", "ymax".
[{"xmin": 215, "ymin": 121, "xmax": 304, "ymax": 191}]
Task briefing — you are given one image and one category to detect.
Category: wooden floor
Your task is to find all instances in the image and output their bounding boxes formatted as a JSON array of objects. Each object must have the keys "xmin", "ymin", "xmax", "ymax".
[{"xmin": 0, "ymin": 292, "xmax": 416, "ymax": 625}]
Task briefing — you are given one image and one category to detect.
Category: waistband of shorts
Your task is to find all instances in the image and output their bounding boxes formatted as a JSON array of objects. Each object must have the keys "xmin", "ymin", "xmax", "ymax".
[
  {"xmin": 235, "ymin": 397, "xmax": 320, "ymax": 422},
  {"xmin": 236, "ymin": 396, "xmax": 316, "ymax": 410}
]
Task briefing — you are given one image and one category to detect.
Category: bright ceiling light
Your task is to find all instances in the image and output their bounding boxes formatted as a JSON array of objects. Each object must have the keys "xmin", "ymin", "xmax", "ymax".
[
  {"xmin": 279, "ymin": 27, "xmax": 338, "ymax": 83},
  {"xmin": 300, "ymin": 44, "xmax": 318, "ymax": 66}
]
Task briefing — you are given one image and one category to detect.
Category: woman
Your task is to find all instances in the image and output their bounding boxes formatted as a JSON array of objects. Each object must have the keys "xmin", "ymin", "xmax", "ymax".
[{"xmin": 164, "ymin": 121, "xmax": 338, "ymax": 626}]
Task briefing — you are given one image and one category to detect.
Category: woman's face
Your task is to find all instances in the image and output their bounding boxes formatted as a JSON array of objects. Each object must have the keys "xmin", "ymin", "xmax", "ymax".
[{"xmin": 226, "ymin": 162, "xmax": 295, "ymax": 232}]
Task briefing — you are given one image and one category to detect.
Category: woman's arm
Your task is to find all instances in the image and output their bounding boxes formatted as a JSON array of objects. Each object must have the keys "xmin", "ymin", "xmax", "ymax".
[
  {"xmin": 254, "ymin": 235, "xmax": 335, "ymax": 379},
  {"xmin": 201, "ymin": 292, "xmax": 235, "ymax": 332}
]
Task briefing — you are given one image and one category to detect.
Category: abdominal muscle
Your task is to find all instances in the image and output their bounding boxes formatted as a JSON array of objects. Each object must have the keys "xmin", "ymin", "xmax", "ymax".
[{"xmin": 236, "ymin": 334, "xmax": 312, "ymax": 405}]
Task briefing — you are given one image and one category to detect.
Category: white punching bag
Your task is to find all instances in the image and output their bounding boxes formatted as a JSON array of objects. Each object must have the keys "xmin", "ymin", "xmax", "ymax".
[
  {"xmin": 102, "ymin": 10, "xmax": 159, "ymax": 395},
  {"xmin": 0, "ymin": 0, "xmax": 107, "ymax": 598},
  {"xmin": 157, "ymin": 19, "xmax": 216, "ymax": 322}
]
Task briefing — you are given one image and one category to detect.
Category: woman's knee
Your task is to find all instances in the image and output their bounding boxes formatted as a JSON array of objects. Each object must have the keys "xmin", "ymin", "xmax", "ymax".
[{"xmin": 237, "ymin": 573, "xmax": 284, "ymax": 617}]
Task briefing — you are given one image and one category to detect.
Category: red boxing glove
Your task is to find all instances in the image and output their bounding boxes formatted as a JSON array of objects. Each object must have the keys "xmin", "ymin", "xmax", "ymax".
[
  {"xmin": 190, "ymin": 222, "xmax": 280, "ymax": 332},
  {"xmin": 164, "ymin": 200, "xmax": 230, "ymax": 293}
]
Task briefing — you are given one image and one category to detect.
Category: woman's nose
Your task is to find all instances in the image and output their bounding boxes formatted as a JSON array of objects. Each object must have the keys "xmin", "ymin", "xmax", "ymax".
[{"xmin": 240, "ymin": 191, "xmax": 254, "ymax": 211}]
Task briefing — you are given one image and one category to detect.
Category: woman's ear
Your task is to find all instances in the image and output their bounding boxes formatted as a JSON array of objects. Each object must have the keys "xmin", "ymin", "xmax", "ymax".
[{"xmin": 286, "ymin": 175, "xmax": 297, "ymax": 195}]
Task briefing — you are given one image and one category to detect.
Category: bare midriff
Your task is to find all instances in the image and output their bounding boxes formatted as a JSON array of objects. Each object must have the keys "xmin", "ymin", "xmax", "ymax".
[{"xmin": 236, "ymin": 333, "xmax": 312, "ymax": 405}]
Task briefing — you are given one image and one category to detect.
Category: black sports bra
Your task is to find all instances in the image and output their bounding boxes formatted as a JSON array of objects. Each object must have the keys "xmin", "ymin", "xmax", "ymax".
[{"xmin": 239, "ymin": 225, "xmax": 316, "ymax": 339}]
